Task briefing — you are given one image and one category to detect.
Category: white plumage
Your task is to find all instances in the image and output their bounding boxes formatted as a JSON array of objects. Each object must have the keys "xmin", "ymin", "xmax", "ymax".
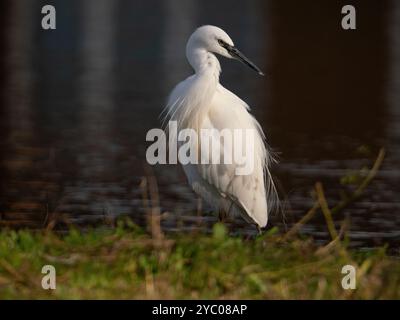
[{"xmin": 162, "ymin": 25, "xmax": 277, "ymax": 228}]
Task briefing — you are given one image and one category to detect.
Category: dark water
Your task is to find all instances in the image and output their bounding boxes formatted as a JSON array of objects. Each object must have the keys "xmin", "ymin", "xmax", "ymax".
[{"xmin": 0, "ymin": 0, "xmax": 399, "ymax": 248}]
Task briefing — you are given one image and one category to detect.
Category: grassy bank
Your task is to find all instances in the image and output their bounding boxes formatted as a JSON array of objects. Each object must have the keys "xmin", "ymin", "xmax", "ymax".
[{"xmin": 0, "ymin": 220, "xmax": 399, "ymax": 299}]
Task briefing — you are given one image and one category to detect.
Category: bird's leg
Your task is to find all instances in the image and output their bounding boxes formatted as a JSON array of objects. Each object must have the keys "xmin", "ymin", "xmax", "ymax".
[
  {"xmin": 244, "ymin": 225, "xmax": 262, "ymax": 241},
  {"xmin": 218, "ymin": 209, "xmax": 227, "ymax": 222}
]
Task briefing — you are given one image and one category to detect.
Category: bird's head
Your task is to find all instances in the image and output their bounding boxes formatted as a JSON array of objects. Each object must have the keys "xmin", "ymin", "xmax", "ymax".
[{"xmin": 187, "ymin": 25, "xmax": 264, "ymax": 76}]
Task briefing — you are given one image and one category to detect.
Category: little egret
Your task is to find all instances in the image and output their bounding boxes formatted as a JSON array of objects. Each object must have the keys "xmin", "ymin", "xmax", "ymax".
[{"xmin": 162, "ymin": 25, "xmax": 278, "ymax": 229}]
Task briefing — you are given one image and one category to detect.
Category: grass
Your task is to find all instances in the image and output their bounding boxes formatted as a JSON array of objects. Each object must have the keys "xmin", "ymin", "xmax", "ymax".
[
  {"xmin": 0, "ymin": 221, "xmax": 399, "ymax": 299},
  {"xmin": 1, "ymin": 148, "xmax": 399, "ymax": 299}
]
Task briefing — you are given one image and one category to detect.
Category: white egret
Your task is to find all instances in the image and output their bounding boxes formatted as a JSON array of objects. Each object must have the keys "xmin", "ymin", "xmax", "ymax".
[{"xmin": 162, "ymin": 25, "xmax": 278, "ymax": 229}]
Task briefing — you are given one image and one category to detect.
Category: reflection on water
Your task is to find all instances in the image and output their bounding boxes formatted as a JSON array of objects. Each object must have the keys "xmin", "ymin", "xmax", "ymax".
[{"xmin": 0, "ymin": 0, "xmax": 399, "ymax": 247}]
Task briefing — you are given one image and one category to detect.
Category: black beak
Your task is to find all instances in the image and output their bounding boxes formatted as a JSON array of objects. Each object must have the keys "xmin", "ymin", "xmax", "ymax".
[{"xmin": 224, "ymin": 44, "xmax": 265, "ymax": 76}]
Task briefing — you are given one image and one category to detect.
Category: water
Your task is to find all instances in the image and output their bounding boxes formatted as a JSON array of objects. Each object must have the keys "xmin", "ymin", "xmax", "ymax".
[{"xmin": 0, "ymin": 0, "xmax": 399, "ymax": 248}]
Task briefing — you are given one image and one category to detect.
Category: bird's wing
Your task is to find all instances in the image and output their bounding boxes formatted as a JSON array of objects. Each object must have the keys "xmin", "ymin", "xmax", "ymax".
[{"xmin": 185, "ymin": 84, "xmax": 277, "ymax": 227}]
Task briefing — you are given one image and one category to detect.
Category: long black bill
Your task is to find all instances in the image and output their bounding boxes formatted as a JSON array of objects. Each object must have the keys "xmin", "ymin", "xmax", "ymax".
[{"xmin": 226, "ymin": 45, "xmax": 265, "ymax": 76}]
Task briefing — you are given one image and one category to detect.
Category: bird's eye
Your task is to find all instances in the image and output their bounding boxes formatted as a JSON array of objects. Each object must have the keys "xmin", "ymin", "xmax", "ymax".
[{"xmin": 217, "ymin": 39, "xmax": 225, "ymax": 46}]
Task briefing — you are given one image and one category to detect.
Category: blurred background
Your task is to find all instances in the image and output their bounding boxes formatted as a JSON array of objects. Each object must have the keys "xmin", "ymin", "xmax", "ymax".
[{"xmin": 0, "ymin": 0, "xmax": 399, "ymax": 248}]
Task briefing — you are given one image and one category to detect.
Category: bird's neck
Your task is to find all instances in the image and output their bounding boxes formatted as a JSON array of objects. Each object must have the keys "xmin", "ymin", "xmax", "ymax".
[
  {"xmin": 187, "ymin": 48, "xmax": 221, "ymax": 81},
  {"xmin": 170, "ymin": 48, "xmax": 220, "ymax": 134}
]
